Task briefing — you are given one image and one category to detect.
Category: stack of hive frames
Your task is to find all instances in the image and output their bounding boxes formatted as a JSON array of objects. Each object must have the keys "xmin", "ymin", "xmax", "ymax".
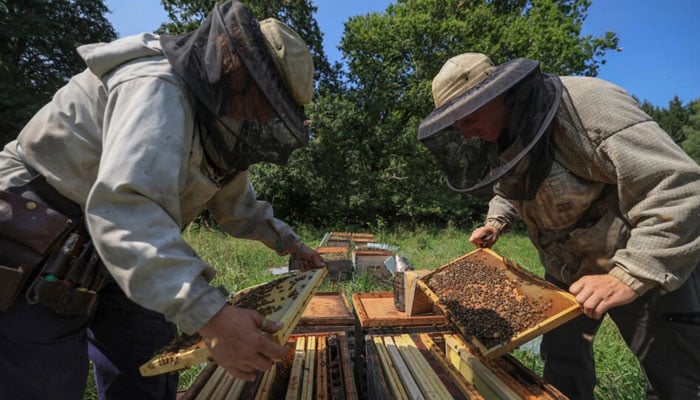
[
  {"xmin": 180, "ymin": 332, "xmax": 357, "ymax": 400},
  {"xmin": 295, "ymin": 292, "xmax": 357, "ymax": 358},
  {"xmin": 364, "ymin": 331, "xmax": 566, "ymax": 400},
  {"xmin": 351, "ymin": 292, "xmax": 449, "ymax": 398},
  {"xmin": 364, "ymin": 332, "xmax": 483, "ymax": 400},
  {"xmin": 441, "ymin": 333, "xmax": 567, "ymax": 399}
]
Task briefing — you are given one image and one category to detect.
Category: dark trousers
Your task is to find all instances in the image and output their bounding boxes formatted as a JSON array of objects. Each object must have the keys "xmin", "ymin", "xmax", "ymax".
[
  {"xmin": 0, "ymin": 282, "xmax": 178, "ymax": 400},
  {"xmin": 542, "ymin": 266, "xmax": 700, "ymax": 399}
]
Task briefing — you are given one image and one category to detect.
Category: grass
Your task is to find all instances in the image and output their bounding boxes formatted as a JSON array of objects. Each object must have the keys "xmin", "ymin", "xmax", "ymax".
[{"xmin": 84, "ymin": 224, "xmax": 646, "ymax": 399}]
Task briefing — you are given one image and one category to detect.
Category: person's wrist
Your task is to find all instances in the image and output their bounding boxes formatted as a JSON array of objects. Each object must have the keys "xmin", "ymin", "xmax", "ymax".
[
  {"xmin": 608, "ymin": 265, "xmax": 656, "ymax": 296},
  {"xmin": 285, "ymin": 240, "xmax": 303, "ymax": 257},
  {"xmin": 485, "ymin": 218, "xmax": 507, "ymax": 232},
  {"xmin": 292, "ymin": 242, "xmax": 304, "ymax": 259}
]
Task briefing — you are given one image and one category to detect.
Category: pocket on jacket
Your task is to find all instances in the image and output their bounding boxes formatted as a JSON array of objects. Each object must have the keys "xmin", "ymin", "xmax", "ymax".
[
  {"xmin": 528, "ymin": 162, "xmax": 605, "ymax": 230},
  {"xmin": 565, "ymin": 209, "xmax": 631, "ymax": 278}
]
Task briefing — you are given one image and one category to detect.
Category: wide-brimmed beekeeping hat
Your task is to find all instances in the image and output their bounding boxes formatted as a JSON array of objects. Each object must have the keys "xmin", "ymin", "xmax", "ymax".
[
  {"xmin": 417, "ymin": 53, "xmax": 561, "ymax": 199},
  {"xmin": 160, "ymin": 1, "xmax": 314, "ymax": 176}
]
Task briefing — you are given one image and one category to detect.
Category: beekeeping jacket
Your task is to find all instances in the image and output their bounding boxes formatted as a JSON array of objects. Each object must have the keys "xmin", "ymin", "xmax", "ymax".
[
  {"xmin": 0, "ymin": 33, "xmax": 298, "ymax": 335},
  {"xmin": 484, "ymin": 76, "xmax": 700, "ymax": 295}
]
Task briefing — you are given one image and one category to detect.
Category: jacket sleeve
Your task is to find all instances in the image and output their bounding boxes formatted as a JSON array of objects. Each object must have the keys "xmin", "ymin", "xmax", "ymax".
[
  {"xmin": 206, "ymin": 171, "xmax": 298, "ymax": 256},
  {"xmin": 557, "ymin": 78, "xmax": 700, "ymax": 294},
  {"xmin": 600, "ymin": 117, "xmax": 700, "ymax": 293},
  {"xmin": 85, "ymin": 76, "xmax": 227, "ymax": 335},
  {"xmin": 486, "ymin": 195, "xmax": 520, "ymax": 232}
]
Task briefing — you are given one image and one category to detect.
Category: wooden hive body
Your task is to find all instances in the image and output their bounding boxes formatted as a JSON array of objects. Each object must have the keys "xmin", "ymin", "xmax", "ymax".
[{"xmin": 180, "ymin": 332, "xmax": 357, "ymax": 400}]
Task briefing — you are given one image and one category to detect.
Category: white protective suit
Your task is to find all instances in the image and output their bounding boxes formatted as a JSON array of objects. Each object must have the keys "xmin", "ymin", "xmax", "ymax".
[{"xmin": 0, "ymin": 33, "xmax": 298, "ymax": 334}]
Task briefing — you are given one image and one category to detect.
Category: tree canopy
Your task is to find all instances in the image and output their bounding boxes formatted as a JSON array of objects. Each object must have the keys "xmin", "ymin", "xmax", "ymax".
[
  {"xmin": 680, "ymin": 100, "xmax": 700, "ymax": 165},
  {"xmin": 0, "ymin": 0, "xmax": 116, "ymax": 144},
  {"xmin": 1, "ymin": 0, "xmax": 695, "ymax": 230},
  {"xmin": 251, "ymin": 0, "xmax": 621, "ymax": 228}
]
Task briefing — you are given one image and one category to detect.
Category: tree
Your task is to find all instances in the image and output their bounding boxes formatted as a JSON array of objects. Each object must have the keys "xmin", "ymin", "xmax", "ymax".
[
  {"xmin": 640, "ymin": 96, "xmax": 693, "ymax": 147},
  {"xmin": 273, "ymin": 0, "xmax": 619, "ymax": 228},
  {"xmin": 656, "ymin": 96, "xmax": 690, "ymax": 144},
  {"xmin": 0, "ymin": 0, "xmax": 116, "ymax": 145},
  {"xmin": 680, "ymin": 99, "xmax": 700, "ymax": 164},
  {"xmin": 156, "ymin": 0, "xmax": 620, "ymax": 229}
]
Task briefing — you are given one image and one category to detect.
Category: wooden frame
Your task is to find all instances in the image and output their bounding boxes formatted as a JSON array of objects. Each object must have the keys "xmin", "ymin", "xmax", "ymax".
[
  {"xmin": 444, "ymin": 333, "xmax": 567, "ymax": 399},
  {"xmin": 297, "ymin": 291, "xmax": 354, "ymax": 327},
  {"xmin": 364, "ymin": 333, "xmax": 484, "ymax": 400},
  {"xmin": 417, "ymin": 248, "xmax": 582, "ymax": 358},
  {"xmin": 139, "ymin": 268, "xmax": 327, "ymax": 376}
]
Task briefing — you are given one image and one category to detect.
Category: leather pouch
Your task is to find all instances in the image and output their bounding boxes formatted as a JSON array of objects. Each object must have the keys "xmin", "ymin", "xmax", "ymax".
[
  {"xmin": 0, "ymin": 190, "xmax": 72, "ymax": 310},
  {"xmin": 27, "ymin": 243, "xmax": 108, "ymax": 316},
  {"xmin": 27, "ymin": 279, "xmax": 99, "ymax": 316}
]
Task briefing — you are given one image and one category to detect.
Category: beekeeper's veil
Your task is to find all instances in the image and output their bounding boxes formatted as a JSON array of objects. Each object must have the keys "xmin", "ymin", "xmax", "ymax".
[
  {"xmin": 417, "ymin": 53, "xmax": 562, "ymax": 200},
  {"xmin": 160, "ymin": 1, "xmax": 313, "ymax": 177}
]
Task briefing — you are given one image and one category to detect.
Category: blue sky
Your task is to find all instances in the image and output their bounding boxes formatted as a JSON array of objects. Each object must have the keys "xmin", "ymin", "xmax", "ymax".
[{"xmin": 105, "ymin": 0, "xmax": 698, "ymax": 108}]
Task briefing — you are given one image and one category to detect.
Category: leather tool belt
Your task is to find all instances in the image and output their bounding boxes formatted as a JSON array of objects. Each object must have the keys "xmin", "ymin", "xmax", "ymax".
[{"xmin": 0, "ymin": 176, "xmax": 108, "ymax": 315}]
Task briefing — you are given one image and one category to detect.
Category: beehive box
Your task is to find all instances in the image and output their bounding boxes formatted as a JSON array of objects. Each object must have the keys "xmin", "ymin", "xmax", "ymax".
[
  {"xmin": 289, "ymin": 246, "xmax": 352, "ymax": 275},
  {"xmin": 417, "ymin": 248, "xmax": 581, "ymax": 358},
  {"xmin": 295, "ymin": 292, "xmax": 357, "ymax": 359},
  {"xmin": 315, "ymin": 246, "xmax": 354, "ymax": 282},
  {"xmin": 352, "ymin": 249, "xmax": 394, "ymax": 277},
  {"xmin": 324, "ymin": 232, "xmax": 354, "ymax": 248},
  {"xmin": 351, "ymin": 292, "xmax": 446, "ymax": 399},
  {"xmin": 362, "ymin": 331, "xmax": 566, "ymax": 400},
  {"xmin": 297, "ymin": 292, "xmax": 355, "ymax": 328},
  {"xmin": 180, "ymin": 332, "xmax": 358, "ymax": 400},
  {"xmin": 442, "ymin": 333, "xmax": 567, "ymax": 399},
  {"xmin": 364, "ymin": 333, "xmax": 484, "ymax": 400},
  {"xmin": 320, "ymin": 232, "xmax": 376, "ymax": 249},
  {"xmin": 348, "ymin": 232, "xmax": 377, "ymax": 248}
]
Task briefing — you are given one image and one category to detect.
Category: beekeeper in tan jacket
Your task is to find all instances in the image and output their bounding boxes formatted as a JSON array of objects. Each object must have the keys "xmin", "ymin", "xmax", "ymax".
[{"xmin": 418, "ymin": 53, "xmax": 700, "ymax": 399}]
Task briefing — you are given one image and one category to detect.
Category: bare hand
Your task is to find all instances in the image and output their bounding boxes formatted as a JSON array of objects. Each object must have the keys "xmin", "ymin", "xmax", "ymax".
[
  {"xmin": 569, "ymin": 274, "xmax": 638, "ymax": 319},
  {"xmin": 198, "ymin": 305, "xmax": 288, "ymax": 381},
  {"xmin": 289, "ymin": 241, "xmax": 327, "ymax": 271},
  {"xmin": 469, "ymin": 226, "xmax": 499, "ymax": 248}
]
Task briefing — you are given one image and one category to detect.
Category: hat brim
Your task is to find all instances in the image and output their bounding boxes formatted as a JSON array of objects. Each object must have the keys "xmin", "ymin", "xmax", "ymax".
[
  {"xmin": 446, "ymin": 78, "xmax": 561, "ymax": 194},
  {"xmin": 160, "ymin": 2, "xmax": 308, "ymax": 146},
  {"xmin": 418, "ymin": 58, "xmax": 539, "ymax": 141},
  {"xmin": 218, "ymin": 4, "xmax": 308, "ymax": 145}
]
